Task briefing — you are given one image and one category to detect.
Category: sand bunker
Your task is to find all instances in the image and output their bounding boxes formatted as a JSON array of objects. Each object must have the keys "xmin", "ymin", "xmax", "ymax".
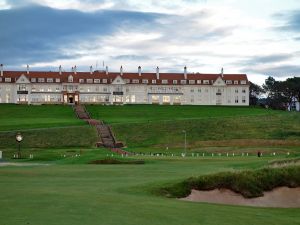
[{"xmin": 181, "ymin": 187, "xmax": 300, "ymax": 208}]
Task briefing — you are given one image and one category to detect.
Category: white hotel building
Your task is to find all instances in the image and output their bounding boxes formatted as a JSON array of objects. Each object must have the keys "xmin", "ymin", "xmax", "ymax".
[{"xmin": 0, "ymin": 64, "xmax": 249, "ymax": 105}]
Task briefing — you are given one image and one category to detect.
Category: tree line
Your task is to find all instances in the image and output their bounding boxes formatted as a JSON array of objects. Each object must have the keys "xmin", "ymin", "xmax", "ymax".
[{"xmin": 249, "ymin": 76, "xmax": 300, "ymax": 110}]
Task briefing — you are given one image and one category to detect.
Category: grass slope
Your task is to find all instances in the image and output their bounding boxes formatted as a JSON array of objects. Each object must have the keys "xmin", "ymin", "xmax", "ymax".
[
  {"xmin": 0, "ymin": 104, "xmax": 98, "ymax": 150},
  {"xmin": 0, "ymin": 104, "xmax": 85, "ymax": 131},
  {"xmin": 87, "ymin": 105, "xmax": 300, "ymax": 150},
  {"xmin": 0, "ymin": 157, "xmax": 299, "ymax": 225}
]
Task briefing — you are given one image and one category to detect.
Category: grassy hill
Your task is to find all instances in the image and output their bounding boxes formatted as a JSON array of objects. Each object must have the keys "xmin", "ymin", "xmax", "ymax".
[
  {"xmin": 0, "ymin": 104, "xmax": 97, "ymax": 150},
  {"xmin": 87, "ymin": 105, "xmax": 300, "ymax": 152}
]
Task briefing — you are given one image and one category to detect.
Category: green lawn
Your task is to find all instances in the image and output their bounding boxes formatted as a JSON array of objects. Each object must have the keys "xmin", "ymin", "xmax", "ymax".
[
  {"xmin": 0, "ymin": 104, "xmax": 85, "ymax": 131},
  {"xmin": 87, "ymin": 105, "xmax": 300, "ymax": 150},
  {"xmin": 0, "ymin": 155, "xmax": 299, "ymax": 225},
  {"xmin": 0, "ymin": 104, "xmax": 97, "ymax": 150}
]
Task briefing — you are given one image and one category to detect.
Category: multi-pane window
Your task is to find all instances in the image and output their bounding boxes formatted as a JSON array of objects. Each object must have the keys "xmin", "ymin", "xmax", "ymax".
[
  {"xmin": 5, "ymin": 78, "xmax": 11, "ymax": 82},
  {"xmin": 102, "ymin": 79, "xmax": 107, "ymax": 83},
  {"xmin": 87, "ymin": 79, "xmax": 93, "ymax": 83},
  {"xmin": 234, "ymin": 80, "xmax": 238, "ymax": 84},
  {"xmin": 152, "ymin": 80, "xmax": 156, "ymax": 84},
  {"xmin": 31, "ymin": 78, "xmax": 36, "ymax": 82},
  {"xmin": 47, "ymin": 78, "xmax": 53, "ymax": 83},
  {"xmin": 180, "ymin": 80, "xmax": 187, "ymax": 84},
  {"xmin": 162, "ymin": 80, "xmax": 168, "ymax": 84},
  {"xmin": 189, "ymin": 80, "xmax": 195, "ymax": 84},
  {"xmin": 142, "ymin": 79, "xmax": 148, "ymax": 84},
  {"xmin": 173, "ymin": 80, "xmax": 177, "ymax": 84},
  {"xmin": 203, "ymin": 80, "xmax": 209, "ymax": 84},
  {"xmin": 94, "ymin": 79, "xmax": 100, "ymax": 83},
  {"xmin": 241, "ymin": 80, "xmax": 247, "ymax": 84},
  {"xmin": 38, "ymin": 78, "xmax": 45, "ymax": 83},
  {"xmin": 56, "ymin": 78, "xmax": 60, "ymax": 83},
  {"xmin": 132, "ymin": 79, "xmax": 139, "ymax": 84},
  {"xmin": 226, "ymin": 80, "xmax": 232, "ymax": 84},
  {"xmin": 242, "ymin": 96, "xmax": 246, "ymax": 103},
  {"xmin": 197, "ymin": 80, "xmax": 201, "ymax": 84}
]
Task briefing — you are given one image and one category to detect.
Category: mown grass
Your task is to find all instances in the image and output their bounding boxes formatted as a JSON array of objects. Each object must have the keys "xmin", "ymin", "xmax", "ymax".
[
  {"xmin": 87, "ymin": 105, "xmax": 275, "ymax": 124},
  {"xmin": 158, "ymin": 166, "xmax": 300, "ymax": 198},
  {"xmin": 86, "ymin": 105, "xmax": 300, "ymax": 150},
  {"xmin": 0, "ymin": 126, "xmax": 98, "ymax": 150},
  {"xmin": 0, "ymin": 104, "xmax": 84, "ymax": 131},
  {"xmin": 0, "ymin": 157, "xmax": 300, "ymax": 225}
]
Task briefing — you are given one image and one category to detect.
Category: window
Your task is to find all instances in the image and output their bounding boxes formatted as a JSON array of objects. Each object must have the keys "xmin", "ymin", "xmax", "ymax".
[
  {"xmin": 198, "ymin": 88, "xmax": 201, "ymax": 93},
  {"xmin": 48, "ymin": 88, "xmax": 52, "ymax": 92},
  {"xmin": 31, "ymin": 78, "xmax": 36, "ymax": 82},
  {"xmin": 226, "ymin": 80, "xmax": 232, "ymax": 84},
  {"xmin": 132, "ymin": 79, "xmax": 139, "ymax": 84},
  {"xmin": 56, "ymin": 87, "xmax": 60, "ymax": 92},
  {"xmin": 162, "ymin": 80, "xmax": 168, "ymax": 84},
  {"xmin": 242, "ymin": 96, "xmax": 246, "ymax": 103},
  {"xmin": 189, "ymin": 80, "xmax": 195, "ymax": 84},
  {"xmin": 163, "ymin": 96, "xmax": 170, "ymax": 103},
  {"xmin": 203, "ymin": 80, "xmax": 209, "ymax": 84},
  {"xmin": 0, "ymin": 77, "xmax": 2, "ymax": 82},
  {"xmin": 242, "ymin": 89, "xmax": 246, "ymax": 93},
  {"xmin": 241, "ymin": 80, "xmax": 247, "ymax": 85},
  {"xmin": 152, "ymin": 80, "xmax": 156, "ymax": 84},
  {"xmin": 124, "ymin": 79, "xmax": 130, "ymax": 84},
  {"xmin": 103, "ymin": 87, "xmax": 108, "ymax": 92},
  {"xmin": 31, "ymin": 86, "xmax": 36, "ymax": 92},
  {"xmin": 235, "ymin": 89, "xmax": 238, "ymax": 93},
  {"xmin": 68, "ymin": 75, "xmax": 73, "ymax": 83},
  {"xmin": 180, "ymin": 80, "xmax": 186, "ymax": 84},
  {"xmin": 196, "ymin": 80, "xmax": 201, "ymax": 84},
  {"xmin": 47, "ymin": 78, "xmax": 53, "ymax": 83},
  {"xmin": 102, "ymin": 79, "xmax": 107, "ymax": 83},
  {"xmin": 56, "ymin": 78, "xmax": 60, "ymax": 83},
  {"xmin": 5, "ymin": 78, "xmax": 11, "ymax": 82},
  {"xmin": 87, "ymin": 79, "xmax": 93, "ymax": 83},
  {"xmin": 38, "ymin": 78, "xmax": 45, "ymax": 83},
  {"xmin": 234, "ymin": 80, "xmax": 238, "ymax": 84},
  {"xmin": 173, "ymin": 80, "xmax": 177, "ymax": 84},
  {"xmin": 94, "ymin": 79, "xmax": 100, "ymax": 83},
  {"xmin": 235, "ymin": 96, "xmax": 239, "ymax": 103},
  {"xmin": 79, "ymin": 79, "xmax": 84, "ymax": 83},
  {"xmin": 190, "ymin": 89, "xmax": 194, "ymax": 93},
  {"xmin": 142, "ymin": 79, "xmax": 148, "ymax": 84}
]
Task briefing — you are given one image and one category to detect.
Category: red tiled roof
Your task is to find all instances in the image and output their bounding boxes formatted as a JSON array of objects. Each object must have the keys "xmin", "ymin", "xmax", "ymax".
[{"xmin": 0, "ymin": 70, "xmax": 249, "ymax": 85}]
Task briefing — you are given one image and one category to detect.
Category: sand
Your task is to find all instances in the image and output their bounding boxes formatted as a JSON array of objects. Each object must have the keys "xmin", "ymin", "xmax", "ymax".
[
  {"xmin": 0, "ymin": 162, "xmax": 49, "ymax": 167},
  {"xmin": 181, "ymin": 187, "xmax": 300, "ymax": 208}
]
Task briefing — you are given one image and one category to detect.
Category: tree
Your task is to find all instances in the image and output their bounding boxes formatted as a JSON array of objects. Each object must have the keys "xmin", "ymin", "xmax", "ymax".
[{"xmin": 249, "ymin": 82, "xmax": 264, "ymax": 105}]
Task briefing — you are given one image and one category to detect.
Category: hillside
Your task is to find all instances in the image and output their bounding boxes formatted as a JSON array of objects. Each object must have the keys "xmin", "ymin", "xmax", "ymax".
[{"xmin": 87, "ymin": 105, "xmax": 300, "ymax": 151}]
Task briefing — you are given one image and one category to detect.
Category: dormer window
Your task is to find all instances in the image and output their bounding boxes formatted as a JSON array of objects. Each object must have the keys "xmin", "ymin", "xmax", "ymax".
[
  {"xmin": 56, "ymin": 78, "xmax": 60, "ymax": 83},
  {"xmin": 162, "ymin": 80, "xmax": 168, "ymax": 84},
  {"xmin": 102, "ymin": 79, "xmax": 107, "ymax": 83},
  {"xmin": 38, "ymin": 78, "xmax": 45, "ymax": 83},
  {"xmin": 173, "ymin": 80, "xmax": 177, "ymax": 84},
  {"xmin": 203, "ymin": 80, "xmax": 209, "ymax": 84},
  {"xmin": 180, "ymin": 80, "xmax": 186, "ymax": 84},
  {"xmin": 68, "ymin": 75, "xmax": 73, "ymax": 83},
  {"xmin": 152, "ymin": 80, "xmax": 156, "ymax": 84},
  {"xmin": 197, "ymin": 80, "xmax": 201, "ymax": 84},
  {"xmin": 79, "ymin": 79, "xmax": 84, "ymax": 83},
  {"xmin": 241, "ymin": 80, "xmax": 247, "ymax": 85},
  {"xmin": 142, "ymin": 79, "xmax": 148, "ymax": 84},
  {"xmin": 234, "ymin": 80, "xmax": 238, "ymax": 84},
  {"xmin": 94, "ymin": 79, "xmax": 100, "ymax": 83},
  {"xmin": 132, "ymin": 79, "xmax": 139, "ymax": 84},
  {"xmin": 87, "ymin": 79, "xmax": 93, "ymax": 83},
  {"xmin": 5, "ymin": 78, "xmax": 11, "ymax": 82},
  {"xmin": 226, "ymin": 80, "xmax": 232, "ymax": 84},
  {"xmin": 189, "ymin": 80, "xmax": 195, "ymax": 84},
  {"xmin": 47, "ymin": 78, "xmax": 53, "ymax": 83},
  {"xmin": 31, "ymin": 78, "xmax": 36, "ymax": 82}
]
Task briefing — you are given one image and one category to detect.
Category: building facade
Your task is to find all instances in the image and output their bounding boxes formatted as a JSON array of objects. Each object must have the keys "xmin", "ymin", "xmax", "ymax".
[{"xmin": 0, "ymin": 65, "xmax": 250, "ymax": 106}]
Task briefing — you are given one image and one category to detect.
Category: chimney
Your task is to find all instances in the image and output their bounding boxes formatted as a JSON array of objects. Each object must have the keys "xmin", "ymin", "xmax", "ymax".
[
  {"xmin": 138, "ymin": 66, "xmax": 141, "ymax": 76},
  {"xmin": 120, "ymin": 65, "xmax": 123, "ymax": 76},
  {"xmin": 90, "ymin": 65, "xmax": 93, "ymax": 74},
  {"xmin": 0, "ymin": 64, "xmax": 3, "ymax": 77},
  {"xmin": 74, "ymin": 65, "xmax": 77, "ymax": 74},
  {"xmin": 184, "ymin": 66, "xmax": 187, "ymax": 80},
  {"xmin": 59, "ymin": 65, "xmax": 62, "ymax": 75},
  {"xmin": 221, "ymin": 67, "xmax": 224, "ymax": 78},
  {"xmin": 156, "ymin": 66, "xmax": 159, "ymax": 80},
  {"xmin": 26, "ymin": 64, "xmax": 29, "ymax": 74},
  {"xmin": 105, "ymin": 66, "xmax": 109, "ymax": 75}
]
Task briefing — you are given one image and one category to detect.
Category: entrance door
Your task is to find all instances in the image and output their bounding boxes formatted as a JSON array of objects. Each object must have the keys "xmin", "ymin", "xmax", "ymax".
[{"xmin": 69, "ymin": 96, "xmax": 74, "ymax": 104}]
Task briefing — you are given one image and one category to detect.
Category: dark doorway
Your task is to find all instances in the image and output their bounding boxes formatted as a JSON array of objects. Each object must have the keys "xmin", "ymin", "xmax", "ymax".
[{"xmin": 69, "ymin": 96, "xmax": 74, "ymax": 104}]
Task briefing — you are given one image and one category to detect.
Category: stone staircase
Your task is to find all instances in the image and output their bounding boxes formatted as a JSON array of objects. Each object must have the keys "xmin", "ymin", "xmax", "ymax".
[{"xmin": 73, "ymin": 105, "xmax": 127, "ymax": 154}]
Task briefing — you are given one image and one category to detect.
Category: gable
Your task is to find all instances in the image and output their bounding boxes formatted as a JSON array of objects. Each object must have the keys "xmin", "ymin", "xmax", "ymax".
[
  {"xmin": 16, "ymin": 74, "xmax": 30, "ymax": 84},
  {"xmin": 213, "ymin": 76, "xmax": 226, "ymax": 86},
  {"xmin": 111, "ymin": 75, "xmax": 126, "ymax": 85}
]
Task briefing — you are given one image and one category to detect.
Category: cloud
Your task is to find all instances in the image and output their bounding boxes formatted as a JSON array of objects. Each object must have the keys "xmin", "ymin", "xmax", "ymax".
[
  {"xmin": 239, "ymin": 53, "xmax": 295, "ymax": 66},
  {"xmin": 245, "ymin": 64, "xmax": 300, "ymax": 77},
  {"xmin": 0, "ymin": 5, "xmax": 161, "ymax": 65},
  {"xmin": 274, "ymin": 10, "xmax": 300, "ymax": 32}
]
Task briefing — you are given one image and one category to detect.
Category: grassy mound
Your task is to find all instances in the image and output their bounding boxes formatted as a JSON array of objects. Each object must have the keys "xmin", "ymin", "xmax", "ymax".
[
  {"xmin": 0, "ymin": 104, "xmax": 84, "ymax": 131},
  {"xmin": 158, "ymin": 166, "xmax": 300, "ymax": 198},
  {"xmin": 86, "ymin": 105, "xmax": 300, "ymax": 149}
]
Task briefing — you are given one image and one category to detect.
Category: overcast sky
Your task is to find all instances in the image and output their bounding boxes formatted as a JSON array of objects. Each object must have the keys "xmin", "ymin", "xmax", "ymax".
[{"xmin": 0, "ymin": 0, "xmax": 300, "ymax": 84}]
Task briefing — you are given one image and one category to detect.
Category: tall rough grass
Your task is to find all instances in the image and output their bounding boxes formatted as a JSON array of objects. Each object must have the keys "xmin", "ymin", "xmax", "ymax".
[{"xmin": 159, "ymin": 166, "xmax": 300, "ymax": 198}]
